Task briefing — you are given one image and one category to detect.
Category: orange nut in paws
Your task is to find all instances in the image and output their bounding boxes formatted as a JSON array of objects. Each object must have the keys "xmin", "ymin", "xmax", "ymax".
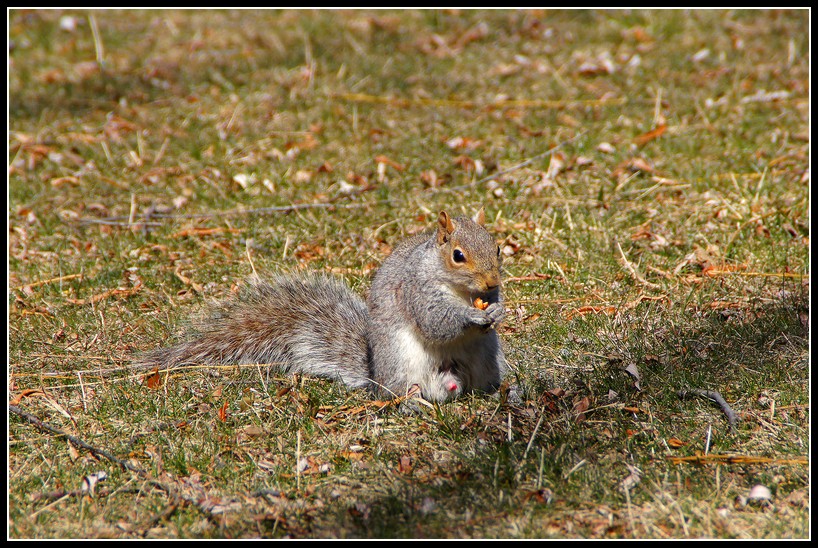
[{"xmin": 473, "ymin": 297, "xmax": 489, "ymax": 310}]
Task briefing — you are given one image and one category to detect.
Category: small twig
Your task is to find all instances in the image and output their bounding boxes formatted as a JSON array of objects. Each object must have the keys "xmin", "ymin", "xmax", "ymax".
[
  {"xmin": 134, "ymin": 494, "xmax": 184, "ymax": 535},
  {"xmin": 504, "ymin": 274, "xmax": 553, "ymax": 283},
  {"xmin": 475, "ymin": 130, "xmax": 588, "ymax": 186},
  {"xmin": 88, "ymin": 14, "xmax": 105, "ymax": 67},
  {"xmin": 332, "ymin": 92, "xmax": 627, "ymax": 110},
  {"xmin": 78, "ymin": 371, "xmax": 88, "ymax": 413},
  {"xmin": 514, "ymin": 407, "xmax": 546, "ymax": 483},
  {"xmin": 246, "ymin": 240, "xmax": 258, "ymax": 278},
  {"xmin": 522, "ymin": 411, "xmax": 546, "ymax": 462},
  {"xmin": 28, "ymin": 493, "xmax": 73, "ymax": 518},
  {"xmin": 149, "ymin": 201, "xmax": 370, "ymax": 219},
  {"xmin": 128, "ymin": 193, "xmax": 137, "ymax": 226},
  {"xmin": 704, "ymin": 269, "xmax": 807, "ymax": 279},
  {"xmin": 75, "ymin": 200, "xmax": 377, "ymax": 226},
  {"xmin": 616, "ymin": 241, "xmax": 662, "ymax": 289},
  {"xmin": 12, "ymin": 273, "xmax": 85, "ymax": 291},
  {"xmin": 295, "ymin": 430, "xmax": 302, "ymax": 492},
  {"xmin": 666, "ymin": 453, "xmax": 808, "ymax": 466},
  {"xmin": 12, "ymin": 406, "xmax": 213, "ymax": 532},
  {"xmin": 9, "ymin": 404, "xmax": 145, "ymax": 474},
  {"xmin": 563, "ymin": 458, "xmax": 587, "ymax": 479},
  {"xmin": 704, "ymin": 424, "xmax": 712, "ymax": 454},
  {"xmin": 31, "ymin": 488, "xmax": 98, "ymax": 503},
  {"xmin": 152, "ymin": 137, "xmax": 169, "ymax": 166},
  {"xmin": 677, "ymin": 389, "xmax": 739, "ymax": 432},
  {"xmin": 724, "ymin": 211, "xmax": 780, "ymax": 254},
  {"xmin": 12, "ymin": 362, "xmax": 290, "ymax": 393},
  {"xmin": 75, "ymin": 218, "xmax": 162, "ymax": 227},
  {"xmin": 65, "ymin": 286, "xmax": 141, "ymax": 306},
  {"xmin": 442, "ymin": 130, "xmax": 588, "ymax": 193}
]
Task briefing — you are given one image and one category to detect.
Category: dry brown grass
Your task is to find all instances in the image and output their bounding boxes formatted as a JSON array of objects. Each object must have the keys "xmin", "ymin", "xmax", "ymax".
[{"xmin": 9, "ymin": 9, "xmax": 809, "ymax": 538}]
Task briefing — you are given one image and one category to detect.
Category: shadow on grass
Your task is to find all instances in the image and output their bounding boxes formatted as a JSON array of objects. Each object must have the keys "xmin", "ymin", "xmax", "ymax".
[
  {"xmin": 632, "ymin": 288, "xmax": 808, "ymax": 405},
  {"xmin": 530, "ymin": 282, "xmax": 812, "ymax": 411},
  {"xmin": 280, "ymin": 288, "xmax": 810, "ymax": 538}
]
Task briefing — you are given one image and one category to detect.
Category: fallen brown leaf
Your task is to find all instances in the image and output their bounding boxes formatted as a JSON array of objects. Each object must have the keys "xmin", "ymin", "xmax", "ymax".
[
  {"xmin": 398, "ymin": 455, "xmax": 413, "ymax": 474},
  {"xmin": 65, "ymin": 287, "xmax": 141, "ymax": 306},
  {"xmin": 9, "ymin": 388, "xmax": 48, "ymax": 406},
  {"xmin": 420, "ymin": 169, "xmax": 449, "ymax": 188},
  {"xmin": 143, "ymin": 368, "xmax": 163, "ymax": 390},
  {"xmin": 633, "ymin": 124, "xmax": 667, "ymax": 146},
  {"xmin": 171, "ymin": 227, "xmax": 244, "ymax": 238},
  {"xmin": 563, "ymin": 305, "xmax": 617, "ymax": 320},
  {"xmin": 573, "ymin": 396, "xmax": 590, "ymax": 423},
  {"xmin": 524, "ymin": 488, "xmax": 554, "ymax": 504},
  {"xmin": 374, "ymin": 155, "xmax": 405, "ymax": 171}
]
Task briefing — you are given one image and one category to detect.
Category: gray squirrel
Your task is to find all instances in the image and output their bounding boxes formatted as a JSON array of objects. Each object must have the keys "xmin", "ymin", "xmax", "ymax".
[{"xmin": 137, "ymin": 209, "xmax": 508, "ymax": 402}]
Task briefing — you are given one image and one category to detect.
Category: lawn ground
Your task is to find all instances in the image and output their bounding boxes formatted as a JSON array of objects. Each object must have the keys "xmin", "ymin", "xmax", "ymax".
[{"xmin": 8, "ymin": 9, "xmax": 809, "ymax": 538}]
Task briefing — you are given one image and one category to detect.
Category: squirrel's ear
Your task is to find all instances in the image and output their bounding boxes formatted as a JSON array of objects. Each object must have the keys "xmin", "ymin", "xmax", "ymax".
[
  {"xmin": 437, "ymin": 211, "xmax": 455, "ymax": 245},
  {"xmin": 473, "ymin": 208, "xmax": 486, "ymax": 226}
]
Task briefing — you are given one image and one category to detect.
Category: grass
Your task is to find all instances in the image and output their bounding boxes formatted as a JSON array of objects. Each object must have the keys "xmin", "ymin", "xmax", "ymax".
[{"xmin": 8, "ymin": 8, "xmax": 809, "ymax": 539}]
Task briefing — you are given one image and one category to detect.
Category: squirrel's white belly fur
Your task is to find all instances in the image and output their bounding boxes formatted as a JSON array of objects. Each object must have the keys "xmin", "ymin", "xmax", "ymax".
[{"xmin": 393, "ymin": 326, "xmax": 464, "ymax": 402}]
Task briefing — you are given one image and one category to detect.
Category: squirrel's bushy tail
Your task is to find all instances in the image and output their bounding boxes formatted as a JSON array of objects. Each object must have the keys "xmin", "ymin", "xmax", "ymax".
[{"xmin": 135, "ymin": 274, "xmax": 372, "ymax": 389}]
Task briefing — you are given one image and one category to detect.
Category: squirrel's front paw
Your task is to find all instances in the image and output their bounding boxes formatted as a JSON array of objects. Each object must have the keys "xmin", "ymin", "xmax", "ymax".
[
  {"xmin": 468, "ymin": 303, "xmax": 505, "ymax": 329},
  {"xmin": 484, "ymin": 302, "xmax": 506, "ymax": 325},
  {"xmin": 467, "ymin": 307, "xmax": 493, "ymax": 327}
]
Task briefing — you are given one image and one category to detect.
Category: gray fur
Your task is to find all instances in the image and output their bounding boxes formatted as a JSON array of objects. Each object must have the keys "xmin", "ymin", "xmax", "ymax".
[
  {"xmin": 137, "ymin": 213, "xmax": 507, "ymax": 403},
  {"xmin": 136, "ymin": 274, "xmax": 372, "ymax": 389},
  {"xmin": 367, "ymin": 214, "xmax": 507, "ymax": 400}
]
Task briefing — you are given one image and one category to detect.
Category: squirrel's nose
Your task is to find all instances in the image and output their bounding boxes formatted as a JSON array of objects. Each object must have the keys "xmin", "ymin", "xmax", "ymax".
[{"xmin": 484, "ymin": 276, "xmax": 500, "ymax": 291}]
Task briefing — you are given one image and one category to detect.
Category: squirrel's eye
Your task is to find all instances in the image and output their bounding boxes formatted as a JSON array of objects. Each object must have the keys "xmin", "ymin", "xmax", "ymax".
[
  {"xmin": 453, "ymin": 249, "xmax": 466, "ymax": 263},
  {"xmin": 497, "ymin": 245, "xmax": 501, "ymax": 257}
]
